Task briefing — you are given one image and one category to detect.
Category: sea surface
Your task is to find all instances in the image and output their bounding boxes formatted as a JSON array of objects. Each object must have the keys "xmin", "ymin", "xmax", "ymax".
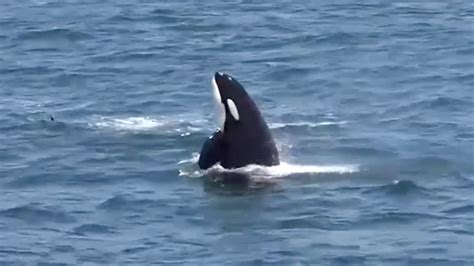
[{"xmin": 1, "ymin": 0, "xmax": 473, "ymax": 265}]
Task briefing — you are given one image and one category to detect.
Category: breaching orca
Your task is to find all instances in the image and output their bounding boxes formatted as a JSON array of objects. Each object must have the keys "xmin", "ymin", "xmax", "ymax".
[{"xmin": 198, "ymin": 72, "xmax": 279, "ymax": 170}]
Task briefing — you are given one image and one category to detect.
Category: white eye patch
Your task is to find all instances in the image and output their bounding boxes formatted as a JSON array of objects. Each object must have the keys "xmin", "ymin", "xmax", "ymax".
[{"xmin": 226, "ymin": 98, "xmax": 239, "ymax": 121}]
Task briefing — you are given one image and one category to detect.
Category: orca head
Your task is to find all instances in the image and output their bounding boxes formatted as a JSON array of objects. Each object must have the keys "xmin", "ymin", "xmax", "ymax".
[
  {"xmin": 212, "ymin": 71, "xmax": 251, "ymax": 131},
  {"xmin": 207, "ymin": 71, "xmax": 280, "ymax": 168}
]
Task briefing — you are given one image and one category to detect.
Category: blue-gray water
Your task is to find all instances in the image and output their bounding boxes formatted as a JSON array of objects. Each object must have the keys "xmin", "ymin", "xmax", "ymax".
[{"xmin": 1, "ymin": 0, "xmax": 473, "ymax": 265}]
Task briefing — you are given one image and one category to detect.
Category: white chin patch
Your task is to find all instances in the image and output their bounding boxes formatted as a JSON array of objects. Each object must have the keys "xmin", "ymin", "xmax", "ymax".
[
  {"xmin": 227, "ymin": 98, "xmax": 239, "ymax": 121},
  {"xmin": 212, "ymin": 76, "xmax": 225, "ymax": 130}
]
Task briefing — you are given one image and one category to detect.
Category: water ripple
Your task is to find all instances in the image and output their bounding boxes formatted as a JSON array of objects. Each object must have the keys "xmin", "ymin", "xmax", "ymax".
[
  {"xmin": 72, "ymin": 224, "xmax": 115, "ymax": 236},
  {"xmin": 16, "ymin": 28, "xmax": 92, "ymax": 42},
  {"xmin": 0, "ymin": 204, "xmax": 75, "ymax": 224},
  {"xmin": 364, "ymin": 179, "xmax": 430, "ymax": 196},
  {"xmin": 1, "ymin": 0, "xmax": 473, "ymax": 264}
]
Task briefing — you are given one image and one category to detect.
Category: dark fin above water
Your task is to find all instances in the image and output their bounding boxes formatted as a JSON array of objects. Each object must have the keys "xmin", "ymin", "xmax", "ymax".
[{"xmin": 198, "ymin": 130, "xmax": 224, "ymax": 170}]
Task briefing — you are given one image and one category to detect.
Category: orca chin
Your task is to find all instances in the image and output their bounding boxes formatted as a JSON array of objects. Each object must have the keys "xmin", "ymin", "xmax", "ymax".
[{"xmin": 198, "ymin": 72, "xmax": 280, "ymax": 170}]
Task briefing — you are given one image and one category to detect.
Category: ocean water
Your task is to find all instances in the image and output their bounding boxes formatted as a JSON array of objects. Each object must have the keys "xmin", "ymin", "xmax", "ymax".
[{"xmin": 1, "ymin": 0, "xmax": 473, "ymax": 265}]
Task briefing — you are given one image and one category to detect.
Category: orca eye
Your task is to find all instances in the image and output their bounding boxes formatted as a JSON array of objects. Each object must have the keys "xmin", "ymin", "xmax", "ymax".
[{"xmin": 226, "ymin": 99, "xmax": 239, "ymax": 121}]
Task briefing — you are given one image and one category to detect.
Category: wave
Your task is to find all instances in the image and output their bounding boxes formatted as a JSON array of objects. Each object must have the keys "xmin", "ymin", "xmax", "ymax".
[
  {"xmin": 357, "ymin": 211, "xmax": 443, "ymax": 226},
  {"xmin": 443, "ymin": 204, "xmax": 474, "ymax": 215},
  {"xmin": 17, "ymin": 28, "xmax": 91, "ymax": 42},
  {"xmin": 98, "ymin": 195, "xmax": 164, "ymax": 211},
  {"xmin": 72, "ymin": 223, "xmax": 115, "ymax": 236},
  {"xmin": 0, "ymin": 204, "xmax": 75, "ymax": 224},
  {"xmin": 363, "ymin": 179, "xmax": 429, "ymax": 196}
]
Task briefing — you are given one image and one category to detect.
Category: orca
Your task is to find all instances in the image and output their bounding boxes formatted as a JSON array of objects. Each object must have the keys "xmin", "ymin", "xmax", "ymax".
[{"xmin": 198, "ymin": 72, "xmax": 279, "ymax": 170}]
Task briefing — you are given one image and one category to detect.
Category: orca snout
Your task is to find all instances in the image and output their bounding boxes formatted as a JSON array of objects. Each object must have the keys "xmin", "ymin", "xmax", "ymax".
[
  {"xmin": 214, "ymin": 71, "xmax": 237, "ymax": 91},
  {"xmin": 214, "ymin": 71, "xmax": 225, "ymax": 78},
  {"xmin": 214, "ymin": 71, "xmax": 228, "ymax": 84}
]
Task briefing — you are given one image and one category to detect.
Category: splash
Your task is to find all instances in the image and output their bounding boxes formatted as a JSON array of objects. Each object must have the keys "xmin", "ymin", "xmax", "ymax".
[
  {"xmin": 177, "ymin": 152, "xmax": 200, "ymax": 165},
  {"xmin": 178, "ymin": 153, "xmax": 204, "ymax": 178},
  {"xmin": 178, "ymin": 153, "xmax": 358, "ymax": 179},
  {"xmin": 208, "ymin": 163, "xmax": 359, "ymax": 178}
]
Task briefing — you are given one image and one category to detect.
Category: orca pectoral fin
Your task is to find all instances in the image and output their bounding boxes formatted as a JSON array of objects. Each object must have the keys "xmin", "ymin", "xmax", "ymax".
[{"xmin": 198, "ymin": 130, "xmax": 224, "ymax": 170}]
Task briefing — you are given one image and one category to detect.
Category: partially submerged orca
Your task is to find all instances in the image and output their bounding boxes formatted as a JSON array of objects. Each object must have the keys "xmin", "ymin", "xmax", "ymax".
[{"xmin": 198, "ymin": 72, "xmax": 279, "ymax": 170}]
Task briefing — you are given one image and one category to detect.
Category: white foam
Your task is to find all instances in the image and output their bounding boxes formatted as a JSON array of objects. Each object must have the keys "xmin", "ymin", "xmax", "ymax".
[
  {"xmin": 178, "ymin": 153, "xmax": 203, "ymax": 177},
  {"xmin": 209, "ymin": 162, "xmax": 359, "ymax": 178},
  {"xmin": 270, "ymin": 121, "xmax": 348, "ymax": 129},
  {"xmin": 89, "ymin": 115, "xmax": 209, "ymax": 135},
  {"xmin": 92, "ymin": 116, "xmax": 164, "ymax": 131},
  {"xmin": 178, "ymin": 153, "xmax": 358, "ymax": 179},
  {"xmin": 178, "ymin": 152, "xmax": 200, "ymax": 165}
]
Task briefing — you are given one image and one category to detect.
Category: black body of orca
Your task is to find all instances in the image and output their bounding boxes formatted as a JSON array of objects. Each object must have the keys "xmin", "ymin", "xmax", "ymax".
[{"xmin": 198, "ymin": 72, "xmax": 279, "ymax": 170}]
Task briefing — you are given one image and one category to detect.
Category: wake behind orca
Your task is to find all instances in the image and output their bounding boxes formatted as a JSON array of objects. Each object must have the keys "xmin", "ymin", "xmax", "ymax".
[{"xmin": 198, "ymin": 72, "xmax": 279, "ymax": 170}]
